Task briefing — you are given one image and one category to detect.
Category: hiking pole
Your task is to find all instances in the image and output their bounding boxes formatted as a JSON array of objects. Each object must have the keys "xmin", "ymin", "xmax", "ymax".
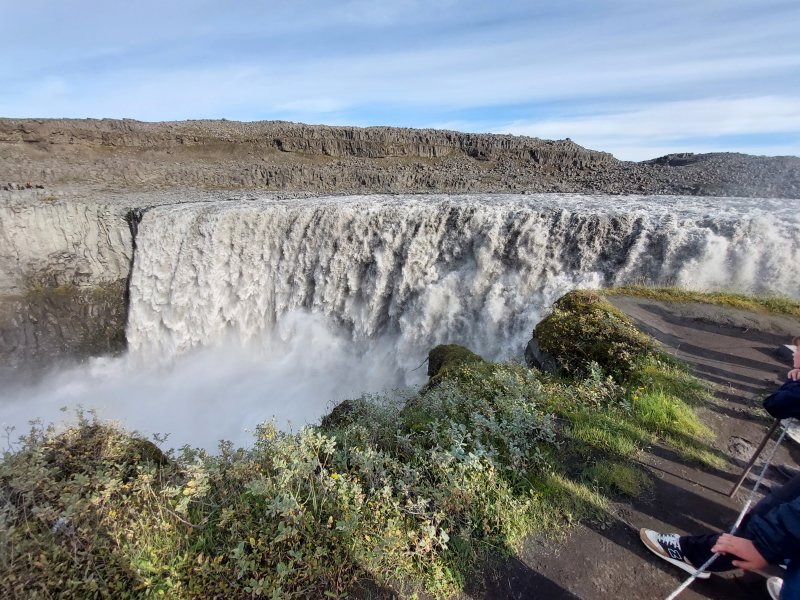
[
  {"xmin": 665, "ymin": 426, "xmax": 788, "ymax": 600},
  {"xmin": 728, "ymin": 419, "xmax": 780, "ymax": 497}
]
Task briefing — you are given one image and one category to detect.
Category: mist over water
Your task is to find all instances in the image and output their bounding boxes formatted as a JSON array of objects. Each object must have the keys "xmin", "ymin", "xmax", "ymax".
[
  {"xmin": 2, "ymin": 194, "xmax": 798, "ymax": 449},
  {"xmin": 0, "ymin": 312, "xmax": 411, "ymax": 450}
]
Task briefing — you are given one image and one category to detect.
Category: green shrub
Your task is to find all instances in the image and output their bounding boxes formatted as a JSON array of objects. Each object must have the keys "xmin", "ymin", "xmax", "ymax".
[
  {"xmin": 0, "ymin": 415, "xmax": 178, "ymax": 599},
  {"xmin": 535, "ymin": 290, "xmax": 659, "ymax": 383}
]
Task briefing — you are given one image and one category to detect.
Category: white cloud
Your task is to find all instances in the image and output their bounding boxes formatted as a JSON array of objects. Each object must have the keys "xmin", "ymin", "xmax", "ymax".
[
  {"xmin": 1, "ymin": 1, "xmax": 798, "ymax": 160},
  {"xmin": 495, "ymin": 97, "xmax": 800, "ymax": 160},
  {"xmin": 500, "ymin": 96, "xmax": 800, "ymax": 139},
  {"xmin": 5, "ymin": 45, "xmax": 799, "ymax": 122}
]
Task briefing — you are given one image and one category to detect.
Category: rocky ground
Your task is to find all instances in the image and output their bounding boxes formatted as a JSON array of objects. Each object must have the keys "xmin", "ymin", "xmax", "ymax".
[
  {"xmin": 467, "ymin": 296, "xmax": 800, "ymax": 600},
  {"xmin": 1, "ymin": 118, "xmax": 798, "ymax": 197}
]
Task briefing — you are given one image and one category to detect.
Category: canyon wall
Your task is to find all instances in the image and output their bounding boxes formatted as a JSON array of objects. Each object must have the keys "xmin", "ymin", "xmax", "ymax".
[
  {"xmin": 2, "ymin": 118, "xmax": 798, "ymax": 197},
  {"xmin": 1, "ymin": 118, "xmax": 799, "ymax": 376},
  {"xmin": 0, "ymin": 192, "xmax": 132, "ymax": 376}
]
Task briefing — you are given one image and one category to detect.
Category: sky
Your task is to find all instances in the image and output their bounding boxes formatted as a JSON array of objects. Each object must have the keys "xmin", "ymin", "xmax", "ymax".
[{"xmin": 1, "ymin": 0, "xmax": 798, "ymax": 161}]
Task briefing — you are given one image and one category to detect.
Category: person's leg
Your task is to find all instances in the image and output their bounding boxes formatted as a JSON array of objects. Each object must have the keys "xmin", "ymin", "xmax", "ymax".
[
  {"xmin": 639, "ymin": 529, "xmax": 712, "ymax": 578},
  {"xmin": 780, "ymin": 563, "xmax": 800, "ymax": 600},
  {"xmin": 751, "ymin": 472, "xmax": 800, "ymax": 519},
  {"xmin": 725, "ymin": 471, "xmax": 800, "ymax": 538},
  {"xmin": 679, "ymin": 533, "xmax": 737, "ymax": 572},
  {"xmin": 642, "ymin": 474, "xmax": 800, "ymax": 578}
]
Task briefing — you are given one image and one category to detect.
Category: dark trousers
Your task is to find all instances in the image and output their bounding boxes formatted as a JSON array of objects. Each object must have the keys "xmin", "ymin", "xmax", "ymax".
[{"xmin": 679, "ymin": 472, "xmax": 800, "ymax": 599}]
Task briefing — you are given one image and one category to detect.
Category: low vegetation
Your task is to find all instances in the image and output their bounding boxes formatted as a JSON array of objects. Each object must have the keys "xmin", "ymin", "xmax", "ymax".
[
  {"xmin": 535, "ymin": 289, "xmax": 660, "ymax": 382},
  {"xmin": 607, "ymin": 285, "xmax": 800, "ymax": 318},
  {"xmin": 1, "ymin": 290, "xmax": 722, "ymax": 599}
]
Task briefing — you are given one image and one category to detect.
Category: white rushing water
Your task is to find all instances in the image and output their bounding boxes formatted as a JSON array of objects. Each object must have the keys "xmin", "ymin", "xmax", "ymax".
[{"xmin": 2, "ymin": 194, "xmax": 799, "ymax": 449}]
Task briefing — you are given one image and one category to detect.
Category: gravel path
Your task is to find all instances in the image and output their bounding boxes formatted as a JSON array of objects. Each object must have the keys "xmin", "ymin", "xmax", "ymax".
[{"xmin": 468, "ymin": 297, "xmax": 799, "ymax": 600}]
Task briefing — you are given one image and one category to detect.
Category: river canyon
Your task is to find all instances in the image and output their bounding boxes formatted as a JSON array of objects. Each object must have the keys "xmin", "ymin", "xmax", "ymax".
[{"xmin": 1, "ymin": 191, "xmax": 798, "ymax": 449}]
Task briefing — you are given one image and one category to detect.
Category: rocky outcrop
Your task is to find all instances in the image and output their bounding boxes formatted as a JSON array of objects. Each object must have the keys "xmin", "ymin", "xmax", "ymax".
[
  {"xmin": 0, "ymin": 194, "xmax": 131, "ymax": 375},
  {"xmin": 524, "ymin": 336, "xmax": 559, "ymax": 374},
  {"xmin": 1, "ymin": 118, "xmax": 797, "ymax": 197}
]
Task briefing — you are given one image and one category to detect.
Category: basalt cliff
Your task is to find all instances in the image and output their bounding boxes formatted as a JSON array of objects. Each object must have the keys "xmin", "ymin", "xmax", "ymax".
[{"xmin": 2, "ymin": 118, "xmax": 798, "ymax": 197}]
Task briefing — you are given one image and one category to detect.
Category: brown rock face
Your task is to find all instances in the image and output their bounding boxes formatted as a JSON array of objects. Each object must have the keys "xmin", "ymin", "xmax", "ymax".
[
  {"xmin": 0, "ymin": 279, "xmax": 128, "ymax": 379},
  {"xmin": 2, "ymin": 118, "xmax": 796, "ymax": 197}
]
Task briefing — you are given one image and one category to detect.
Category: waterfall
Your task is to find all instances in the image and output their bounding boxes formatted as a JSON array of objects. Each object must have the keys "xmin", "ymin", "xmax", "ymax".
[
  {"xmin": 2, "ymin": 193, "xmax": 797, "ymax": 449},
  {"xmin": 128, "ymin": 193, "xmax": 800, "ymax": 366}
]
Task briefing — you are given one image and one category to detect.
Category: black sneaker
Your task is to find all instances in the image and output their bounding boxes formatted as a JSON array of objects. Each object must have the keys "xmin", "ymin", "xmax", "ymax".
[{"xmin": 639, "ymin": 528, "xmax": 711, "ymax": 579}]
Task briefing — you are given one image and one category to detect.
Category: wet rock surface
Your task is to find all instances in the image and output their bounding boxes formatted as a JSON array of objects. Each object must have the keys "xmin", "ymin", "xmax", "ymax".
[
  {"xmin": 0, "ymin": 198, "xmax": 132, "ymax": 374},
  {"xmin": 523, "ymin": 336, "xmax": 559, "ymax": 374}
]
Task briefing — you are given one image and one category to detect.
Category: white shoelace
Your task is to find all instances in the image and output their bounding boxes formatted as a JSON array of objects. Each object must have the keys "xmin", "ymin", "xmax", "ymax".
[{"xmin": 657, "ymin": 533, "xmax": 680, "ymax": 549}]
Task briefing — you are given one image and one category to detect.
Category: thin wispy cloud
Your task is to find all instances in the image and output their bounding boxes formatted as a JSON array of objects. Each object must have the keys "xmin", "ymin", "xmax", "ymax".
[
  {"xmin": 1, "ymin": 0, "xmax": 797, "ymax": 160},
  {"xmin": 495, "ymin": 97, "xmax": 800, "ymax": 159}
]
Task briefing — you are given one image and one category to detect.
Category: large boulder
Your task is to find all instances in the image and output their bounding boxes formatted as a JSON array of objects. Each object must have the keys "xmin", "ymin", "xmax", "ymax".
[
  {"xmin": 524, "ymin": 335, "xmax": 559, "ymax": 374},
  {"xmin": 427, "ymin": 344, "xmax": 485, "ymax": 378},
  {"xmin": 535, "ymin": 290, "xmax": 658, "ymax": 382}
]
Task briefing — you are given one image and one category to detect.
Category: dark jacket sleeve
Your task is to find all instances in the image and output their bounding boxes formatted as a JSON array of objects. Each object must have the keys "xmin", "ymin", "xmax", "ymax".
[
  {"xmin": 763, "ymin": 380, "xmax": 800, "ymax": 420},
  {"xmin": 747, "ymin": 494, "xmax": 800, "ymax": 564}
]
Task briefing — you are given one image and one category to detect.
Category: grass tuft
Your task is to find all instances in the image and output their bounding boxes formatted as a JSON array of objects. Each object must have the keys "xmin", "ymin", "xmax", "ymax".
[
  {"xmin": 582, "ymin": 461, "xmax": 653, "ymax": 498},
  {"xmin": 607, "ymin": 285, "xmax": 800, "ymax": 318}
]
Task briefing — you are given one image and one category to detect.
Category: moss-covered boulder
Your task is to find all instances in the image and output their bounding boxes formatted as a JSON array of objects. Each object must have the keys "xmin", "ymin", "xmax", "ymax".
[
  {"xmin": 427, "ymin": 344, "xmax": 486, "ymax": 379},
  {"xmin": 535, "ymin": 290, "xmax": 658, "ymax": 382},
  {"xmin": 44, "ymin": 422, "xmax": 168, "ymax": 481},
  {"xmin": 319, "ymin": 398, "xmax": 370, "ymax": 430}
]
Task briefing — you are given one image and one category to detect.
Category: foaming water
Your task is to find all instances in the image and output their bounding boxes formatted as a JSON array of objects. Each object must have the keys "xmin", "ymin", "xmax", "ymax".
[
  {"xmin": 0, "ymin": 312, "xmax": 410, "ymax": 450},
  {"xmin": 1, "ymin": 193, "xmax": 798, "ymax": 448}
]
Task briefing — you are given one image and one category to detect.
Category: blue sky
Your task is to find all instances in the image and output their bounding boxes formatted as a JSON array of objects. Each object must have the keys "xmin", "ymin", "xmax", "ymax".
[{"xmin": 1, "ymin": 1, "xmax": 798, "ymax": 160}]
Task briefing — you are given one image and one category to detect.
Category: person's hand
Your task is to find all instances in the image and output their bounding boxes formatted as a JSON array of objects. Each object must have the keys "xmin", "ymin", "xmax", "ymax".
[
  {"xmin": 712, "ymin": 534, "xmax": 769, "ymax": 570},
  {"xmin": 789, "ymin": 368, "xmax": 800, "ymax": 381}
]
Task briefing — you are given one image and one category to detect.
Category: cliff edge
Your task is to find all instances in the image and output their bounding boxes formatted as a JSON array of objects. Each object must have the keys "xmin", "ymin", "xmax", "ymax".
[{"xmin": 1, "ymin": 118, "xmax": 798, "ymax": 197}]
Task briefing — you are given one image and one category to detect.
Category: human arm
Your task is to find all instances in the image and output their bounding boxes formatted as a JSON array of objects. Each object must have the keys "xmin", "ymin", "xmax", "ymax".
[
  {"xmin": 763, "ymin": 380, "xmax": 800, "ymax": 419},
  {"xmin": 789, "ymin": 347, "xmax": 800, "ymax": 381},
  {"xmin": 711, "ymin": 534, "xmax": 768, "ymax": 570}
]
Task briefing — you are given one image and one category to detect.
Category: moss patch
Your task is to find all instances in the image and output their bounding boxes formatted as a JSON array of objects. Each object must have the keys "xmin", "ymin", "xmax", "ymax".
[
  {"xmin": 427, "ymin": 344, "xmax": 486, "ymax": 378},
  {"xmin": 535, "ymin": 290, "xmax": 659, "ymax": 383}
]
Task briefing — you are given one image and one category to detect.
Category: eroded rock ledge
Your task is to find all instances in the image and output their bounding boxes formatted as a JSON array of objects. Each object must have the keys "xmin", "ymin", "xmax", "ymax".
[
  {"xmin": 0, "ymin": 197, "xmax": 132, "ymax": 376},
  {"xmin": 1, "ymin": 118, "xmax": 798, "ymax": 197}
]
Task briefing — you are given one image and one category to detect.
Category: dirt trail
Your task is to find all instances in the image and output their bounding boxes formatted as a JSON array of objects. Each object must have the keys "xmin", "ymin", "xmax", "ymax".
[{"xmin": 472, "ymin": 296, "xmax": 800, "ymax": 600}]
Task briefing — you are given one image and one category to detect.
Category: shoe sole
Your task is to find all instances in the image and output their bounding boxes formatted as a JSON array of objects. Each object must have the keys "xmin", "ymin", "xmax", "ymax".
[{"xmin": 639, "ymin": 529, "xmax": 711, "ymax": 579}]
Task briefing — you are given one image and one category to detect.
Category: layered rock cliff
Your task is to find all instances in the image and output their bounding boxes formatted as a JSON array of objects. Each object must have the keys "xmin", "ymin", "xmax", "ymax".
[
  {"xmin": 0, "ymin": 194, "xmax": 132, "ymax": 376},
  {"xmin": 1, "ymin": 118, "xmax": 798, "ymax": 197},
  {"xmin": 1, "ymin": 118, "xmax": 799, "ymax": 376}
]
